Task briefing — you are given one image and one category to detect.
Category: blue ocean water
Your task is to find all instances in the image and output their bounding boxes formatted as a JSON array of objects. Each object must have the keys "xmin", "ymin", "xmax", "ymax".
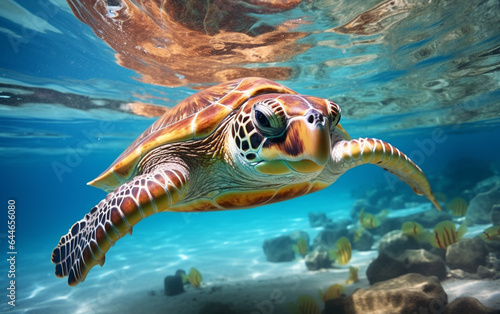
[{"xmin": 1, "ymin": 0, "xmax": 500, "ymax": 313}]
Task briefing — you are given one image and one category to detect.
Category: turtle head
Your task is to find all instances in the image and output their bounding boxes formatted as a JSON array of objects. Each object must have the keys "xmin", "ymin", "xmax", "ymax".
[{"xmin": 229, "ymin": 94, "xmax": 341, "ymax": 178}]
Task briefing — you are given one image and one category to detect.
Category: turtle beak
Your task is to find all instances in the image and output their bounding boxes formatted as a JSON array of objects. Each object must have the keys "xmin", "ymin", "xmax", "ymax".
[
  {"xmin": 286, "ymin": 110, "xmax": 330, "ymax": 173},
  {"xmin": 259, "ymin": 109, "xmax": 331, "ymax": 174}
]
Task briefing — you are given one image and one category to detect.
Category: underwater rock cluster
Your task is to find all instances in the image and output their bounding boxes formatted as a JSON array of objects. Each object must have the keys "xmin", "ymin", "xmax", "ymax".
[
  {"xmin": 262, "ymin": 235, "xmax": 296, "ymax": 262},
  {"xmin": 368, "ymin": 231, "xmax": 500, "ymax": 284},
  {"xmin": 262, "ymin": 230, "xmax": 312, "ymax": 263},
  {"xmin": 309, "ymin": 212, "xmax": 332, "ymax": 228},
  {"xmin": 305, "ymin": 246, "xmax": 332, "ymax": 271},
  {"xmin": 348, "ymin": 227, "xmax": 374, "ymax": 251},
  {"xmin": 347, "ymin": 173, "xmax": 500, "ymax": 281},
  {"xmin": 445, "ymin": 297, "xmax": 500, "ymax": 314},
  {"xmin": 446, "ymin": 237, "xmax": 488, "ymax": 273},
  {"xmin": 164, "ymin": 275, "xmax": 184, "ymax": 296},
  {"xmin": 467, "ymin": 185, "xmax": 500, "ymax": 225},
  {"xmin": 314, "ymin": 229, "xmax": 348, "ymax": 248},
  {"xmin": 259, "ymin": 173, "xmax": 500, "ymax": 313},
  {"xmin": 308, "ymin": 213, "xmax": 375, "ymax": 251},
  {"xmin": 324, "ymin": 273, "xmax": 499, "ymax": 314},
  {"xmin": 262, "ymin": 225, "xmax": 355, "ymax": 272},
  {"xmin": 367, "ymin": 249, "xmax": 447, "ymax": 284},
  {"xmin": 377, "ymin": 230, "xmax": 422, "ymax": 256},
  {"xmin": 326, "ymin": 273, "xmax": 447, "ymax": 313}
]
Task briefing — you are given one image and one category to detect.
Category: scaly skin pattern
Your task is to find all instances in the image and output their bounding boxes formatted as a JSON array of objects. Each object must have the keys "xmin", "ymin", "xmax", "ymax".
[{"xmin": 52, "ymin": 77, "xmax": 440, "ymax": 286}]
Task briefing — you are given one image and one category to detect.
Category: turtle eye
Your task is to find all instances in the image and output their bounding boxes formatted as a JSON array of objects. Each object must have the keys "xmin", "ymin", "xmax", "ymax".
[
  {"xmin": 255, "ymin": 110, "xmax": 271, "ymax": 128},
  {"xmin": 252, "ymin": 101, "xmax": 286, "ymax": 138},
  {"xmin": 327, "ymin": 100, "xmax": 341, "ymax": 132}
]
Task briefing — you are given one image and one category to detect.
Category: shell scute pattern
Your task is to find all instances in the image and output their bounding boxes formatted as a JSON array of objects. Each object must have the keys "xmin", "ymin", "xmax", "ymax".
[{"xmin": 89, "ymin": 78, "xmax": 297, "ymax": 192}]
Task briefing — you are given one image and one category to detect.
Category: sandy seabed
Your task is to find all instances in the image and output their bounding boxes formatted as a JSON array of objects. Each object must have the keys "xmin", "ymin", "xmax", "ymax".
[
  {"xmin": 5, "ymin": 204, "xmax": 500, "ymax": 314},
  {"xmin": 90, "ymin": 255, "xmax": 500, "ymax": 314},
  {"xmin": 75, "ymin": 224, "xmax": 500, "ymax": 314}
]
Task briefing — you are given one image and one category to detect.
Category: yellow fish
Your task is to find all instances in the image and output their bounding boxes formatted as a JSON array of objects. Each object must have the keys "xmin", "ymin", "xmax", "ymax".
[
  {"xmin": 287, "ymin": 295, "xmax": 320, "ymax": 314},
  {"xmin": 345, "ymin": 266, "xmax": 359, "ymax": 285},
  {"xmin": 329, "ymin": 237, "xmax": 352, "ymax": 265},
  {"xmin": 293, "ymin": 237, "xmax": 309, "ymax": 257},
  {"xmin": 182, "ymin": 267, "xmax": 202, "ymax": 287},
  {"xmin": 446, "ymin": 197, "xmax": 468, "ymax": 217},
  {"xmin": 319, "ymin": 284, "xmax": 345, "ymax": 302},
  {"xmin": 353, "ymin": 227, "xmax": 364, "ymax": 243},
  {"xmin": 401, "ymin": 221, "xmax": 432, "ymax": 243},
  {"xmin": 430, "ymin": 221, "xmax": 467, "ymax": 249},
  {"xmin": 479, "ymin": 226, "xmax": 500, "ymax": 241},
  {"xmin": 359, "ymin": 208, "xmax": 381, "ymax": 229}
]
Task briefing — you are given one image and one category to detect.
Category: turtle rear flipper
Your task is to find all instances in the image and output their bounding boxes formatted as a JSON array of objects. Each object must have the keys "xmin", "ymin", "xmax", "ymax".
[{"xmin": 51, "ymin": 164, "xmax": 189, "ymax": 286}]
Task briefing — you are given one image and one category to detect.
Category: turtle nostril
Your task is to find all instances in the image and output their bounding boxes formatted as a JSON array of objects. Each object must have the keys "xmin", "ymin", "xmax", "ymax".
[{"xmin": 306, "ymin": 111, "xmax": 324, "ymax": 125}]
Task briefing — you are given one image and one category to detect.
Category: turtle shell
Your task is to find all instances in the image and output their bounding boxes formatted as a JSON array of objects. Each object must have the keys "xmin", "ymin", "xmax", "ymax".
[{"xmin": 88, "ymin": 77, "xmax": 297, "ymax": 192}]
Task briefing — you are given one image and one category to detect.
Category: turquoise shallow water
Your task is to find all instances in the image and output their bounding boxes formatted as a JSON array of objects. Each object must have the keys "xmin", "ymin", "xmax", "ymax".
[{"xmin": 1, "ymin": 0, "xmax": 500, "ymax": 313}]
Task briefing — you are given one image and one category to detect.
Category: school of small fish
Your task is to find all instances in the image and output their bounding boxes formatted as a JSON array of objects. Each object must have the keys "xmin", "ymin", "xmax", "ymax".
[{"xmin": 171, "ymin": 197, "xmax": 500, "ymax": 313}]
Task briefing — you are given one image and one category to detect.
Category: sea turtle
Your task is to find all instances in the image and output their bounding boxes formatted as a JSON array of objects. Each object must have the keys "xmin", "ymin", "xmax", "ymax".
[{"xmin": 51, "ymin": 77, "xmax": 441, "ymax": 286}]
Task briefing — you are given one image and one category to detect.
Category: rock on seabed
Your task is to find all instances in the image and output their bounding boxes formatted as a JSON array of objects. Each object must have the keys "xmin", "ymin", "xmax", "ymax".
[
  {"xmin": 446, "ymin": 237, "xmax": 488, "ymax": 273},
  {"xmin": 324, "ymin": 273, "xmax": 447, "ymax": 314},
  {"xmin": 366, "ymin": 249, "xmax": 447, "ymax": 284}
]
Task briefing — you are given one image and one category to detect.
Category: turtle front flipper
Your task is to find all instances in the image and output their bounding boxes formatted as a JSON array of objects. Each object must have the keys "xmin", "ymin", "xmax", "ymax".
[
  {"xmin": 51, "ymin": 164, "xmax": 189, "ymax": 286},
  {"xmin": 331, "ymin": 138, "xmax": 441, "ymax": 210}
]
